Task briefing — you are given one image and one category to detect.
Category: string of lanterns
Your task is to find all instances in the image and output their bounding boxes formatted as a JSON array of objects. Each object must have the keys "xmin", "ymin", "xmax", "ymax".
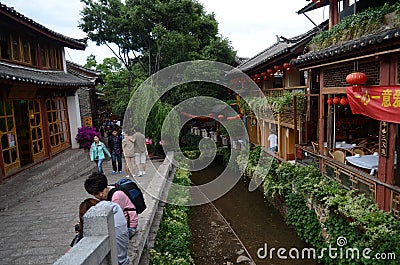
[
  {"xmin": 246, "ymin": 62, "xmax": 294, "ymax": 83},
  {"xmin": 327, "ymin": 96, "xmax": 349, "ymax": 106}
]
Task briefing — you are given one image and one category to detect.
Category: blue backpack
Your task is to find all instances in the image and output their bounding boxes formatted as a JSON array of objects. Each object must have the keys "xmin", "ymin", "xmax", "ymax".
[{"xmin": 107, "ymin": 178, "xmax": 147, "ymax": 214}]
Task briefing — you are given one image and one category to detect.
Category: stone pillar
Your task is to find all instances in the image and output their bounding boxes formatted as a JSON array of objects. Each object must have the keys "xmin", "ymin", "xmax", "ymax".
[{"xmin": 83, "ymin": 205, "xmax": 118, "ymax": 265}]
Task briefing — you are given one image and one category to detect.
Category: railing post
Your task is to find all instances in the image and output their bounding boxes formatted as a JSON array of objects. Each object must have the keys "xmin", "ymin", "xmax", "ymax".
[{"xmin": 84, "ymin": 205, "xmax": 118, "ymax": 265}]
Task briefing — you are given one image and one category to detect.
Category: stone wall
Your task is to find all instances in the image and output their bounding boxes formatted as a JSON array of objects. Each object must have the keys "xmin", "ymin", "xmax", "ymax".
[{"xmin": 77, "ymin": 87, "xmax": 93, "ymax": 124}]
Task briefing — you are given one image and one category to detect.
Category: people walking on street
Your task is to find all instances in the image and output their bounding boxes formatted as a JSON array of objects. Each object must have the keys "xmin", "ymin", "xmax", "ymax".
[
  {"xmin": 132, "ymin": 126, "xmax": 148, "ymax": 176},
  {"xmin": 108, "ymin": 128, "xmax": 123, "ymax": 174},
  {"xmin": 75, "ymin": 197, "xmax": 130, "ymax": 265},
  {"xmin": 90, "ymin": 135, "xmax": 111, "ymax": 174},
  {"xmin": 84, "ymin": 172, "xmax": 138, "ymax": 240},
  {"xmin": 122, "ymin": 130, "xmax": 136, "ymax": 177}
]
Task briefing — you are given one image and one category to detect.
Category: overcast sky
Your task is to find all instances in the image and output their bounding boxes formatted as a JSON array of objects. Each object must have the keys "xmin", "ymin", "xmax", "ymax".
[{"xmin": 2, "ymin": 0, "xmax": 328, "ymax": 65}]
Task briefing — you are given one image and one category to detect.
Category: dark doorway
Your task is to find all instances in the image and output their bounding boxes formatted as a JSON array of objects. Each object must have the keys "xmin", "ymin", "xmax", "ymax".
[{"xmin": 13, "ymin": 100, "xmax": 33, "ymax": 167}]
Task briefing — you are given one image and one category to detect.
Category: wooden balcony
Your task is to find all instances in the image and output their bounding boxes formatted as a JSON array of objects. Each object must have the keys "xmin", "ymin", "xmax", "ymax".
[{"xmin": 296, "ymin": 144, "xmax": 400, "ymax": 219}]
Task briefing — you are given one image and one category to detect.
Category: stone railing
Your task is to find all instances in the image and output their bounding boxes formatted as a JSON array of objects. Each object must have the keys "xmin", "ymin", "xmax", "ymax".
[
  {"xmin": 53, "ymin": 204, "xmax": 119, "ymax": 265},
  {"xmin": 53, "ymin": 152, "xmax": 176, "ymax": 265}
]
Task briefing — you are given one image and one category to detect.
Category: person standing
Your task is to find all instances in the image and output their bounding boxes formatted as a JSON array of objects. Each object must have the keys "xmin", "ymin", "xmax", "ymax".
[
  {"xmin": 268, "ymin": 130, "xmax": 278, "ymax": 153},
  {"xmin": 108, "ymin": 128, "xmax": 123, "ymax": 174},
  {"xmin": 132, "ymin": 126, "xmax": 148, "ymax": 176},
  {"xmin": 90, "ymin": 135, "xmax": 111, "ymax": 174},
  {"xmin": 122, "ymin": 130, "xmax": 136, "ymax": 177},
  {"xmin": 84, "ymin": 172, "xmax": 138, "ymax": 240}
]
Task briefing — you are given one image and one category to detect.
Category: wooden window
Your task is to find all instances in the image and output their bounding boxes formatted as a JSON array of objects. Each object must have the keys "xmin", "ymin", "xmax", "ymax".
[
  {"xmin": 22, "ymin": 38, "xmax": 31, "ymax": 63},
  {"xmin": 0, "ymin": 100, "xmax": 20, "ymax": 172},
  {"xmin": 30, "ymin": 41, "xmax": 37, "ymax": 66},
  {"xmin": 0, "ymin": 32, "xmax": 11, "ymax": 60},
  {"xmin": 11, "ymin": 35, "xmax": 21, "ymax": 61},
  {"xmin": 46, "ymin": 98, "xmax": 69, "ymax": 153},
  {"xmin": 28, "ymin": 100, "xmax": 44, "ymax": 157},
  {"xmin": 40, "ymin": 45, "xmax": 49, "ymax": 68}
]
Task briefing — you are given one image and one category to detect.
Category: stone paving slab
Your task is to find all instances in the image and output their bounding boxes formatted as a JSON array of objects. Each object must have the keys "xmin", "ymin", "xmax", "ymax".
[{"xmin": 0, "ymin": 151, "xmax": 164, "ymax": 265}]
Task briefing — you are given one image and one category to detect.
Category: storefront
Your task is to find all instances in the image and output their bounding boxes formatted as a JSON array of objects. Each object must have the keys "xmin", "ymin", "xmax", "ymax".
[{"xmin": 0, "ymin": 3, "xmax": 94, "ymax": 180}]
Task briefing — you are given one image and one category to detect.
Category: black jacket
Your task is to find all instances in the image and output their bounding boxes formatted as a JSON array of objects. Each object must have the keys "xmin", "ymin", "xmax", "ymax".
[{"xmin": 108, "ymin": 134, "xmax": 123, "ymax": 154}]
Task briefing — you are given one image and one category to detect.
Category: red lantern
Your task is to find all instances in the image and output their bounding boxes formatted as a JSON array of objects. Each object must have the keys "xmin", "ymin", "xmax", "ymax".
[
  {"xmin": 346, "ymin": 72, "xmax": 368, "ymax": 86},
  {"xmin": 274, "ymin": 65, "xmax": 282, "ymax": 72},
  {"xmin": 333, "ymin": 96, "xmax": 340, "ymax": 105},
  {"xmin": 218, "ymin": 114, "xmax": 224, "ymax": 120},
  {"xmin": 340, "ymin": 97, "xmax": 348, "ymax": 106},
  {"xmin": 283, "ymin": 62, "xmax": 292, "ymax": 71},
  {"xmin": 267, "ymin": 68, "xmax": 275, "ymax": 77},
  {"xmin": 260, "ymin": 72, "xmax": 267, "ymax": 78},
  {"xmin": 327, "ymin": 97, "xmax": 333, "ymax": 105},
  {"xmin": 254, "ymin": 74, "xmax": 260, "ymax": 79}
]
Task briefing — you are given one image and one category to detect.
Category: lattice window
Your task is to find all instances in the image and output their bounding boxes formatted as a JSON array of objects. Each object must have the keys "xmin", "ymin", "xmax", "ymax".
[
  {"xmin": 0, "ymin": 100, "xmax": 19, "ymax": 172},
  {"xmin": 46, "ymin": 98, "xmax": 69, "ymax": 153},
  {"xmin": 28, "ymin": 100, "xmax": 44, "ymax": 157}
]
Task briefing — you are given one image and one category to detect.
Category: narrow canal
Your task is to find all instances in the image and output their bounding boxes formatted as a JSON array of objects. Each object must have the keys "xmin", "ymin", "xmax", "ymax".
[{"xmin": 189, "ymin": 159, "xmax": 318, "ymax": 265}]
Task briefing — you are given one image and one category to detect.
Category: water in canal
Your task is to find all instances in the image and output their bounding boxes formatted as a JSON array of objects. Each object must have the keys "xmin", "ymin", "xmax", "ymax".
[{"xmin": 189, "ymin": 159, "xmax": 318, "ymax": 265}]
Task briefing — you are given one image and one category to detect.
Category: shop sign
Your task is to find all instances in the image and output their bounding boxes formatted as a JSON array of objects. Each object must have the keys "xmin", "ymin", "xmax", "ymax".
[
  {"xmin": 8, "ymin": 87, "xmax": 37, "ymax": 99},
  {"xmin": 380, "ymin": 121, "xmax": 388, "ymax": 157},
  {"xmin": 346, "ymin": 85, "xmax": 400, "ymax": 124}
]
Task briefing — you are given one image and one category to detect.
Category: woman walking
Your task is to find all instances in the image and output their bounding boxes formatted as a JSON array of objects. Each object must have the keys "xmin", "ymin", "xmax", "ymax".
[{"xmin": 90, "ymin": 135, "xmax": 111, "ymax": 173}]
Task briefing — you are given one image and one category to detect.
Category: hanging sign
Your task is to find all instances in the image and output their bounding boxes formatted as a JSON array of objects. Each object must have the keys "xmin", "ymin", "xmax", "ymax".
[
  {"xmin": 380, "ymin": 121, "xmax": 388, "ymax": 157},
  {"xmin": 346, "ymin": 85, "xmax": 400, "ymax": 124}
]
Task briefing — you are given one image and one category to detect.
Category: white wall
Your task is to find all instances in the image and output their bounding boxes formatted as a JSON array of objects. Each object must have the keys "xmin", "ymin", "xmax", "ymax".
[{"xmin": 67, "ymin": 92, "xmax": 82, "ymax": 148}]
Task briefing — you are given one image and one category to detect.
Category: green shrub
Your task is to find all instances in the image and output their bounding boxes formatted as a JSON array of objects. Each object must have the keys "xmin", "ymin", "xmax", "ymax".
[{"xmin": 150, "ymin": 166, "xmax": 194, "ymax": 265}]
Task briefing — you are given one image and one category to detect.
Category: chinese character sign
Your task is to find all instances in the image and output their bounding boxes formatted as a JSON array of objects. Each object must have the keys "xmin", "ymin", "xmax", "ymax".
[{"xmin": 346, "ymin": 86, "xmax": 400, "ymax": 124}]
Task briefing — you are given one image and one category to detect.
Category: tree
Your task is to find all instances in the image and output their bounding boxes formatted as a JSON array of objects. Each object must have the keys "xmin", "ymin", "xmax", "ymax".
[
  {"xmin": 79, "ymin": 0, "xmax": 236, "ymax": 76},
  {"xmin": 80, "ymin": 0, "xmax": 237, "ymax": 138},
  {"xmin": 90, "ymin": 56, "xmax": 146, "ymax": 117}
]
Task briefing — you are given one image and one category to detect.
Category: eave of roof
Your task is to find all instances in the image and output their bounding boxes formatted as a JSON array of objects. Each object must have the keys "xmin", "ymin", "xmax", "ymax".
[
  {"xmin": 0, "ymin": 3, "xmax": 86, "ymax": 50},
  {"xmin": 66, "ymin": 61, "xmax": 101, "ymax": 76},
  {"xmin": 297, "ymin": 0, "xmax": 330, "ymax": 14},
  {"xmin": 0, "ymin": 62, "xmax": 93, "ymax": 87},
  {"xmin": 236, "ymin": 20, "xmax": 328, "ymax": 73},
  {"xmin": 293, "ymin": 27, "xmax": 400, "ymax": 68}
]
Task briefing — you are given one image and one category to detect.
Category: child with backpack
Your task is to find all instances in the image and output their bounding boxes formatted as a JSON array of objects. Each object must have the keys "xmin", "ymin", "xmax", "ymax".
[{"xmin": 84, "ymin": 172, "xmax": 141, "ymax": 239}]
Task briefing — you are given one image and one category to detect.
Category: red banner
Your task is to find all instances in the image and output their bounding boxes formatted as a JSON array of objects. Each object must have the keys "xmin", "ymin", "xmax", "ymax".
[{"xmin": 346, "ymin": 86, "xmax": 400, "ymax": 124}]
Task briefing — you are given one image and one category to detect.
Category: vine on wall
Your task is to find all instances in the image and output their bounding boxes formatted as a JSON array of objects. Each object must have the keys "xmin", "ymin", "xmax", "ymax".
[{"xmin": 237, "ymin": 149, "xmax": 400, "ymax": 264}]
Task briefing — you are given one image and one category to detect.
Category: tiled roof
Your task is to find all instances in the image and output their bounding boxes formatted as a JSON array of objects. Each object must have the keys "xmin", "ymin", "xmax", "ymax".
[
  {"xmin": 297, "ymin": 0, "xmax": 329, "ymax": 14},
  {"xmin": 66, "ymin": 61, "xmax": 104, "ymax": 86},
  {"xmin": 234, "ymin": 56, "xmax": 249, "ymax": 65},
  {"xmin": 0, "ymin": 3, "xmax": 86, "ymax": 50},
  {"xmin": 293, "ymin": 27, "xmax": 400, "ymax": 67},
  {"xmin": 0, "ymin": 62, "xmax": 93, "ymax": 87},
  {"xmin": 236, "ymin": 21, "xmax": 328, "ymax": 72}
]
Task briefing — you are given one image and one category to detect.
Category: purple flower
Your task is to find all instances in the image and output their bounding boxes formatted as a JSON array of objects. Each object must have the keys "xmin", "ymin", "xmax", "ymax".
[{"xmin": 75, "ymin": 126, "xmax": 101, "ymax": 149}]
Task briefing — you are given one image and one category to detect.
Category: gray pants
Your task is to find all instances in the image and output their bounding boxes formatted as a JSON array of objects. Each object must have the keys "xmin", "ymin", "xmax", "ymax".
[{"xmin": 115, "ymin": 225, "xmax": 130, "ymax": 265}]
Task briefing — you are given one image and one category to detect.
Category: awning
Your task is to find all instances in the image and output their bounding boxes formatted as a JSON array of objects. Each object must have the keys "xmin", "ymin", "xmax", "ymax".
[{"xmin": 297, "ymin": 0, "xmax": 330, "ymax": 14}]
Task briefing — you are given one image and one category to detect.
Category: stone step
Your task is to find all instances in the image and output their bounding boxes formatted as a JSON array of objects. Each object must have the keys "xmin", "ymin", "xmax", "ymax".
[{"xmin": 0, "ymin": 148, "xmax": 96, "ymax": 211}]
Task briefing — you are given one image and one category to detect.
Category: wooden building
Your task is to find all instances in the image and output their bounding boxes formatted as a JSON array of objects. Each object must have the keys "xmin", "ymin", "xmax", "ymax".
[
  {"xmin": 234, "ymin": 22, "xmax": 327, "ymax": 161},
  {"xmin": 0, "ymin": 3, "xmax": 96, "ymax": 181},
  {"xmin": 293, "ymin": 0, "xmax": 400, "ymax": 216}
]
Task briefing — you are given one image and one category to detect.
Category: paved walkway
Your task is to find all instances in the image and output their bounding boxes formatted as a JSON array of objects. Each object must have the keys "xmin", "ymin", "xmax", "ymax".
[{"xmin": 0, "ymin": 150, "xmax": 164, "ymax": 265}]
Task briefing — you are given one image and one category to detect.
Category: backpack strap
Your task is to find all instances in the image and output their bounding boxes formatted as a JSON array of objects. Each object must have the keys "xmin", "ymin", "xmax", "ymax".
[{"xmin": 108, "ymin": 187, "xmax": 136, "ymax": 228}]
